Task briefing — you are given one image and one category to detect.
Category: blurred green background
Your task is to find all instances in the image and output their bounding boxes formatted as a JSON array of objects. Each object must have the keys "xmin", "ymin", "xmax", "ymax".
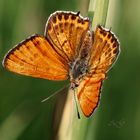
[{"xmin": 0, "ymin": 0, "xmax": 140, "ymax": 140}]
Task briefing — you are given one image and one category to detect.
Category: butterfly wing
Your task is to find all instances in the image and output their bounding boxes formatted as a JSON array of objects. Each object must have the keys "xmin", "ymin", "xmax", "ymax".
[
  {"xmin": 77, "ymin": 74, "xmax": 105, "ymax": 117},
  {"xmin": 3, "ymin": 35, "xmax": 69, "ymax": 80},
  {"xmin": 89, "ymin": 25, "xmax": 120, "ymax": 74},
  {"xmin": 77, "ymin": 25, "xmax": 120, "ymax": 117},
  {"xmin": 45, "ymin": 11, "xmax": 90, "ymax": 62}
]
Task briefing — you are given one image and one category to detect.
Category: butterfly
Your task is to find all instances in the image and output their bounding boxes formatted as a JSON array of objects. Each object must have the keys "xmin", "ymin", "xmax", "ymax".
[{"xmin": 2, "ymin": 11, "xmax": 120, "ymax": 117}]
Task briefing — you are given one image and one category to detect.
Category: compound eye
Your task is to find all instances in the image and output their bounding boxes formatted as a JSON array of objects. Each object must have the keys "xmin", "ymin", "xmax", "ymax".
[{"xmin": 75, "ymin": 83, "xmax": 79, "ymax": 87}]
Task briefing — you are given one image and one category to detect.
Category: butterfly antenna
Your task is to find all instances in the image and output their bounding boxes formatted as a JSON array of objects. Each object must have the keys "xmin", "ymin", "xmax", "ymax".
[
  {"xmin": 73, "ymin": 89, "xmax": 81, "ymax": 119},
  {"xmin": 41, "ymin": 84, "xmax": 69, "ymax": 102}
]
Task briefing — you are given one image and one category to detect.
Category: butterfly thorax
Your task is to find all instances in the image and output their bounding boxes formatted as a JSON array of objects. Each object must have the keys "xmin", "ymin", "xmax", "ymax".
[
  {"xmin": 69, "ymin": 59, "xmax": 86, "ymax": 89},
  {"xmin": 69, "ymin": 51, "xmax": 90, "ymax": 89},
  {"xmin": 69, "ymin": 31, "xmax": 93, "ymax": 89}
]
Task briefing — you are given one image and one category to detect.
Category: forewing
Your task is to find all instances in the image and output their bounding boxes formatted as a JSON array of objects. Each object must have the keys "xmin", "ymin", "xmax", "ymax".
[
  {"xmin": 45, "ymin": 11, "xmax": 90, "ymax": 62},
  {"xmin": 3, "ymin": 35, "xmax": 68, "ymax": 80},
  {"xmin": 77, "ymin": 74, "xmax": 105, "ymax": 117},
  {"xmin": 89, "ymin": 25, "xmax": 120, "ymax": 74}
]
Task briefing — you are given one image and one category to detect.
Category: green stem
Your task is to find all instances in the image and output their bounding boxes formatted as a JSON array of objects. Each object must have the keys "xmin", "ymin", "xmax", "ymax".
[
  {"xmin": 88, "ymin": 0, "xmax": 109, "ymax": 28},
  {"xmin": 57, "ymin": 1, "xmax": 110, "ymax": 140}
]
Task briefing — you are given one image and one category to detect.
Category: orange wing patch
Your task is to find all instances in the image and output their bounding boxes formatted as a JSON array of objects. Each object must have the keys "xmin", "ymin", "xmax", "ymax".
[
  {"xmin": 3, "ymin": 35, "xmax": 68, "ymax": 80},
  {"xmin": 77, "ymin": 74, "xmax": 105, "ymax": 117},
  {"xmin": 45, "ymin": 11, "xmax": 90, "ymax": 62},
  {"xmin": 89, "ymin": 25, "xmax": 120, "ymax": 74}
]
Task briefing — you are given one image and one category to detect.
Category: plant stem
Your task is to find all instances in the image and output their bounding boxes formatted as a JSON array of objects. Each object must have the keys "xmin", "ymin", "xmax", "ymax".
[
  {"xmin": 57, "ymin": 0, "xmax": 110, "ymax": 140},
  {"xmin": 88, "ymin": 0, "xmax": 109, "ymax": 29}
]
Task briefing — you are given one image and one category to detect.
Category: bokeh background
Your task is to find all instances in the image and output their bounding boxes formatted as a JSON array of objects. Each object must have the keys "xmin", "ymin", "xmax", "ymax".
[{"xmin": 0, "ymin": 0, "xmax": 140, "ymax": 140}]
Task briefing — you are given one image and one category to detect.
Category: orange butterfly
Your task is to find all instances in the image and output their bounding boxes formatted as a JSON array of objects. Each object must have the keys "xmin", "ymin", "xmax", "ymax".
[{"xmin": 3, "ymin": 11, "xmax": 120, "ymax": 117}]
